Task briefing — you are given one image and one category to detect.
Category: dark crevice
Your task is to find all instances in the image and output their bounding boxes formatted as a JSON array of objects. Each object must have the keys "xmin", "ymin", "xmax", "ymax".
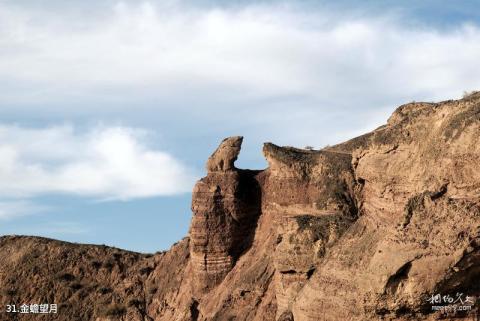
[
  {"xmin": 280, "ymin": 270, "xmax": 297, "ymax": 275},
  {"xmin": 385, "ymin": 261, "xmax": 412, "ymax": 295},
  {"xmin": 430, "ymin": 183, "xmax": 448, "ymax": 200},
  {"xmin": 190, "ymin": 299, "xmax": 199, "ymax": 321},
  {"xmin": 228, "ymin": 169, "xmax": 263, "ymax": 262},
  {"xmin": 306, "ymin": 268, "xmax": 315, "ymax": 279}
]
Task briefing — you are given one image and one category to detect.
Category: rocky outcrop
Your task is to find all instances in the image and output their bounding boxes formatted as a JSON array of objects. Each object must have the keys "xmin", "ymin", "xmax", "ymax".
[
  {"xmin": 0, "ymin": 235, "xmax": 192, "ymax": 321},
  {"xmin": 206, "ymin": 136, "xmax": 243, "ymax": 172},
  {"xmin": 291, "ymin": 96, "xmax": 480, "ymax": 321},
  {"xmin": 262, "ymin": 143, "xmax": 358, "ymax": 317},
  {"xmin": 1, "ymin": 93, "xmax": 480, "ymax": 321},
  {"xmin": 190, "ymin": 136, "xmax": 262, "ymax": 294}
]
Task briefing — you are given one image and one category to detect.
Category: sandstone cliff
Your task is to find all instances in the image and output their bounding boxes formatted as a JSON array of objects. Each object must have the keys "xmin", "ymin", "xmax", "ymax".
[{"xmin": 1, "ymin": 93, "xmax": 480, "ymax": 321}]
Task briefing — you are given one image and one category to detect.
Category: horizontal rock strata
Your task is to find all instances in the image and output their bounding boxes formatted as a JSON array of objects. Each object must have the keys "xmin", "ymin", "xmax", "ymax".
[{"xmin": 1, "ymin": 93, "xmax": 480, "ymax": 321}]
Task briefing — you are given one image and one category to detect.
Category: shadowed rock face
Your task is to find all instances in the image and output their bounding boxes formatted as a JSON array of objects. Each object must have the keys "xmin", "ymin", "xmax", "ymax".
[{"xmin": 1, "ymin": 93, "xmax": 480, "ymax": 321}]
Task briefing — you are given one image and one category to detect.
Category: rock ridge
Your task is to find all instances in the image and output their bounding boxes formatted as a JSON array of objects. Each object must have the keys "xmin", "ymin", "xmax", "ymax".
[{"xmin": 1, "ymin": 93, "xmax": 480, "ymax": 321}]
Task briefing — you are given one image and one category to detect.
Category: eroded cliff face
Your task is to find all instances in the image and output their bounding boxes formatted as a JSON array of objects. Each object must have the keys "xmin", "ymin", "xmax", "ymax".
[
  {"xmin": 190, "ymin": 136, "xmax": 262, "ymax": 294},
  {"xmin": 1, "ymin": 93, "xmax": 479, "ymax": 321}
]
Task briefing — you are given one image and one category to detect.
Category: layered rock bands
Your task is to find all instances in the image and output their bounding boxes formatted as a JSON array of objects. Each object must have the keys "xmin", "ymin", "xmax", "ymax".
[{"xmin": 1, "ymin": 93, "xmax": 480, "ymax": 321}]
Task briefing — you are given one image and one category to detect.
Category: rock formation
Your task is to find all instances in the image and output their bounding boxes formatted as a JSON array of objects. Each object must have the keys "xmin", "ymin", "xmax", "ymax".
[
  {"xmin": 1, "ymin": 93, "xmax": 480, "ymax": 321},
  {"xmin": 190, "ymin": 136, "xmax": 261, "ymax": 294}
]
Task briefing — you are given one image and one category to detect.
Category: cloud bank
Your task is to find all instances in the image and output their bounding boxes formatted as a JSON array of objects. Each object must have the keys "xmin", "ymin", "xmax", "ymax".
[
  {"xmin": 1, "ymin": 1, "xmax": 480, "ymax": 222},
  {"xmin": 1, "ymin": 1, "xmax": 480, "ymax": 110},
  {"xmin": 0, "ymin": 124, "xmax": 196, "ymax": 209}
]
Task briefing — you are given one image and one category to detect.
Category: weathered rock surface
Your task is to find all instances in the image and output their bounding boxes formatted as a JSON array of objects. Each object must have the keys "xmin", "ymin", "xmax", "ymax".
[
  {"xmin": 1, "ymin": 93, "xmax": 480, "ymax": 321},
  {"xmin": 190, "ymin": 136, "xmax": 262, "ymax": 294},
  {"xmin": 206, "ymin": 136, "xmax": 243, "ymax": 172}
]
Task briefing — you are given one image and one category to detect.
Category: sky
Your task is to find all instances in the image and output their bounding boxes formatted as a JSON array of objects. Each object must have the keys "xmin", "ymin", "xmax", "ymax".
[{"xmin": 1, "ymin": 0, "xmax": 480, "ymax": 253}]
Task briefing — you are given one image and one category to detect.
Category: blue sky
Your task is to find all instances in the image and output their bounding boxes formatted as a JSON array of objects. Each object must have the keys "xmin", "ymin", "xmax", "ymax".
[{"xmin": 1, "ymin": 0, "xmax": 480, "ymax": 253}]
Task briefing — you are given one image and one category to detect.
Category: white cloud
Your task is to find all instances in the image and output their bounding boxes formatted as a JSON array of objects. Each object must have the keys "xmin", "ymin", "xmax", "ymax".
[
  {"xmin": 1, "ymin": 1, "xmax": 478, "ymax": 246},
  {"xmin": 0, "ymin": 1, "xmax": 479, "ymax": 214},
  {"xmin": 0, "ymin": 1, "xmax": 479, "ymax": 110},
  {"xmin": 0, "ymin": 124, "xmax": 196, "ymax": 202}
]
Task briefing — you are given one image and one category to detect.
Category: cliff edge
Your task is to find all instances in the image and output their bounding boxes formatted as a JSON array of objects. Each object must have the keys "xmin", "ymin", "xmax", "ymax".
[{"xmin": 1, "ymin": 93, "xmax": 480, "ymax": 321}]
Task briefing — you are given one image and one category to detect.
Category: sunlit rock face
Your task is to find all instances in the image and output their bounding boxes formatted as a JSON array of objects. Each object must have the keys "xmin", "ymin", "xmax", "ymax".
[
  {"xmin": 261, "ymin": 142, "xmax": 359, "ymax": 317},
  {"xmin": 1, "ymin": 93, "xmax": 480, "ymax": 321},
  {"xmin": 292, "ymin": 96, "xmax": 480, "ymax": 321},
  {"xmin": 190, "ymin": 136, "xmax": 262, "ymax": 294}
]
